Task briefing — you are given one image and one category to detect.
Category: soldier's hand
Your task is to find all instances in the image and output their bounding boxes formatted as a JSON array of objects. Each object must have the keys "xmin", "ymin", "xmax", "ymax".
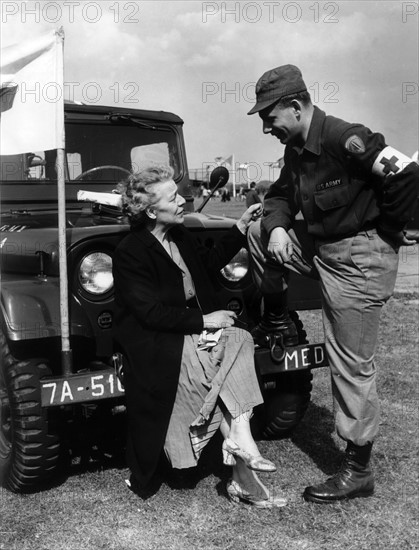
[
  {"xmin": 268, "ymin": 227, "xmax": 294, "ymax": 264},
  {"xmin": 403, "ymin": 230, "xmax": 419, "ymax": 245},
  {"xmin": 203, "ymin": 310, "xmax": 237, "ymax": 330},
  {"xmin": 380, "ymin": 230, "xmax": 417, "ymax": 248}
]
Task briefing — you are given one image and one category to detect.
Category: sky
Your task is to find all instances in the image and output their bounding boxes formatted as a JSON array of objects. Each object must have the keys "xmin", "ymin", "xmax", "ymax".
[{"xmin": 1, "ymin": 0, "xmax": 418, "ymax": 182}]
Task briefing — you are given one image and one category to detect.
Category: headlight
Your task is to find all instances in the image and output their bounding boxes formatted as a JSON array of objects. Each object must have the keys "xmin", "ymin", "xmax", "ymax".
[
  {"xmin": 79, "ymin": 252, "xmax": 113, "ymax": 295},
  {"xmin": 220, "ymin": 248, "xmax": 249, "ymax": 282}
]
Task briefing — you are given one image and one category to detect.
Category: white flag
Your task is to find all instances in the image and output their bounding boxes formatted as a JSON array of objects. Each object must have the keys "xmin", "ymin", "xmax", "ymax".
[
  {"xmin": 222, "ymin": 155, "xmax": 233, "ymax": 169},
  {"xmin": 0, "ymin": 28, "xmax": 65, "ymax": 155}
]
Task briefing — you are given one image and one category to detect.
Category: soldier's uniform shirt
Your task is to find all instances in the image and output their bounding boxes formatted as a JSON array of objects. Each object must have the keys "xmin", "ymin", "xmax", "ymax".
[
  {"xmin": 262, "ymin": 106, "xmax": 418, "ymax": 239},
  {"xmin": 249, "ymin": 106, "xmax": 419, "ymax": 446}
]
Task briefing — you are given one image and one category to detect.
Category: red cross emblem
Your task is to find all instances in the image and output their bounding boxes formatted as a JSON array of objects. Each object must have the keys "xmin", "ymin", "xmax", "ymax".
[{"xmin": 380, "ymin": 155, "xmax": 400, "ymax": 174}]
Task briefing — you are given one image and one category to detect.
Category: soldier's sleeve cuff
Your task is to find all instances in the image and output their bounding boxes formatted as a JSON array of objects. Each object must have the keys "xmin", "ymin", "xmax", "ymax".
[
  {"xmin": 377, "ymin": 221, "xmax": 406, "ymax": 234},
  {"xmin": 262, "ymin": 217, "xmax": 291, "ymax": 236}
]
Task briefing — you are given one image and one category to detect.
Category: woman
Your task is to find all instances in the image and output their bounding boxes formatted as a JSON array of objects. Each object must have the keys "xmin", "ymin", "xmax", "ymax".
[{"xmin": 113, "ymin": 164, "xmax": 286, "ymax": 508}]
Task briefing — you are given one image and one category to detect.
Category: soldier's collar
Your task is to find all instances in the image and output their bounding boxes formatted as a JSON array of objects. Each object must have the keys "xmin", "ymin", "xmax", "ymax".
[{"xmin": 302, "ymin": 106, "xmax": 325, "ymax": 156}]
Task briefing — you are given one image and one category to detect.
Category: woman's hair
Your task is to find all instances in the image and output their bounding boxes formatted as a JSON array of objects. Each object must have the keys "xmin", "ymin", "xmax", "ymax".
[{"xmin": 117, "ymin": 164, "xmax": 174, "ymax": 226}]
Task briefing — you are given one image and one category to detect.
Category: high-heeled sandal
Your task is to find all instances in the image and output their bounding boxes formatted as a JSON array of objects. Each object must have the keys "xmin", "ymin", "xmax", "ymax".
[
  {"xmin": 222, "ymin": 438, "xmax": 277, "ymax": 472},
  {"xmin": 226, "ymin": 479, "xmax": 287, "ymax": 508}
]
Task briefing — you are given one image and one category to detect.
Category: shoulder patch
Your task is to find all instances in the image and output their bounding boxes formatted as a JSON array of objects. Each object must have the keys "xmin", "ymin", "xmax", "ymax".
[{"xmin": 344, "ymin": 135, "xmax": 366, "ymax": 154}]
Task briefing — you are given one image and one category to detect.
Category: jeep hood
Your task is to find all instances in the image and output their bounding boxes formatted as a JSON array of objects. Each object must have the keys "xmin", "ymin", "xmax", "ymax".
[{"xmin": 0, "ymin": 210, "xmax": 235, "ymax": 276}]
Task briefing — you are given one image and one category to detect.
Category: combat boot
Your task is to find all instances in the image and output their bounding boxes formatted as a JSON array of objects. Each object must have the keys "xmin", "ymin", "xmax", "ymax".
[
  {"xmin": 251, "ymin": 291, "xmax": 299, "ymax": 347},
  {"xmin": 303, "ymin": 442, "xmax": 374, "ymax": 503}
]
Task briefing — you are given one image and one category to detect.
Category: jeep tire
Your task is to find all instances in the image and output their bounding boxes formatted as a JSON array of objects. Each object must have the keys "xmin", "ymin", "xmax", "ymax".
[
  {"xmin": 0, "ymin": 329, "xmax": 60, "ymax": 492},
  {"xmin": 253, "ymin": 311, "xmax": 313, "ymax": 439}
]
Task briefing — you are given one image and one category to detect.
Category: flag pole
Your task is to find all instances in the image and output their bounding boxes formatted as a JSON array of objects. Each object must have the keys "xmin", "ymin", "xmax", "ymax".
[
  {"xmin": 56, "ymin": 28, "xmax": 73, "ymax": 375},
  {"xmin": 57, "ymin": 147, "xmax": 72, "ymax": 375},
  {"xmin": 231, "ymin": 153, "xmax": 236, "ymax": 198}
]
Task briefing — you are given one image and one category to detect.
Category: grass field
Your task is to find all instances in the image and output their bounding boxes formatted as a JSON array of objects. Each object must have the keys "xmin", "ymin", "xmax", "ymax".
[
  {"xmin": 1, "ymin": 200, "xmax": 418, "ymax": 550},
  {"xmin": 193, "ymin": 196, "xmax": 251, "ymax": 220}
]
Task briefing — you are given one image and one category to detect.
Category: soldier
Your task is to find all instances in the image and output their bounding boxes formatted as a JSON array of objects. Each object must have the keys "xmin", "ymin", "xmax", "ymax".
[{"xmin": 247, "ymin": 64, "xmax": 419, "ymax": 503}]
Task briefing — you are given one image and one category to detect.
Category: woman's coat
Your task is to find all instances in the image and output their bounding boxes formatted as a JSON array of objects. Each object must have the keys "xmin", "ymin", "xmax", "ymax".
[{"xmin": 113, "ymin": 223, "xmax": 246, "ymax": 488}]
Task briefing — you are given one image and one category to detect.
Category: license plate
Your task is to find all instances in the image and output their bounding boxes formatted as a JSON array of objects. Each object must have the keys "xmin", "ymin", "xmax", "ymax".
[
  {"xmin": 255, "ymin": 342, "xmax": 328, "ymax": 375},
  {"xmin": 41, "ymin": 369, "xmax": 124, "ymax": 407}
]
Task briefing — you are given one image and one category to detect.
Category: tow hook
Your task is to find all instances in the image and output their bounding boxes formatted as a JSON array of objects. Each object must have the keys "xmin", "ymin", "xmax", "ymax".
[{"xmin": 269, "ymin": 333, "xmax": 286, "ymax": 363}]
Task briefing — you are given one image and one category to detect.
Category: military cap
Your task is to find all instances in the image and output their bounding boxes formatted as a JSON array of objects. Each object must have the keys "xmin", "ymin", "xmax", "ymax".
[{"xmin": 247, "ymin": 64, "xmax": 307, "ymax": 115}]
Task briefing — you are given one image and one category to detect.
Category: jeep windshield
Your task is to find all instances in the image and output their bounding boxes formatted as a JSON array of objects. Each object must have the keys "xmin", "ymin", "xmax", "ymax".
[{"xmin": 1, "ymin": 119, "xmax": 181, "ymax": 184}]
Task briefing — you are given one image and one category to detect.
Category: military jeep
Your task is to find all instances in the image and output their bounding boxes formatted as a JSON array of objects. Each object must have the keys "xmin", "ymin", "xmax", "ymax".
[{"xmin": 0, "ymin": 102, "xmax": 324, "ymax": 493}]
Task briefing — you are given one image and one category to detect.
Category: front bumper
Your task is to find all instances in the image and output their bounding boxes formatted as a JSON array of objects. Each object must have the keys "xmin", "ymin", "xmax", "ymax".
[{"xmin": 40, "ymin": 342, "xmax": 328, "ymax": 408}]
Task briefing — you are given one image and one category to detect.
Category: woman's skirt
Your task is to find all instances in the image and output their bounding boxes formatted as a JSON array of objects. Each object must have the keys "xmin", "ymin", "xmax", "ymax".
[{"xmin": 164, "ymin": 326, "xmax": 263, "ymax": 469}]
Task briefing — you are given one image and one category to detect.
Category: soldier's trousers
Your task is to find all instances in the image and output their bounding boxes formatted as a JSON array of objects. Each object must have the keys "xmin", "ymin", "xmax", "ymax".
[{"xmin": 248, "ymin": 220, "xmax": 399, "ymax": 446}]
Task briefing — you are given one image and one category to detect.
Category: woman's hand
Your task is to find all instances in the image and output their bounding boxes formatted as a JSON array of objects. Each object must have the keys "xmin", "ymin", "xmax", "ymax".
[
  {"xmin": 236, "ymin": 204, "xmax": 263, "ymax": 234},
  {"xmin": 203, "ymin": 310, "xmax": 237, "ymax": 330}
]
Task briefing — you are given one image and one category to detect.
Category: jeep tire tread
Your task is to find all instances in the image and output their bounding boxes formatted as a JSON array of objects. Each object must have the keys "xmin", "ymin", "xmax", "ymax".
[
  {"xmin": 256, "ymin": 311, "xmax": 313, "ymax": 439},
  {"xmin": 0, "ymin": 329, "xmax": 60, "ymax": 493},
  {"xmin": 260, "ymin": 370, "xmax": 313, "ymax": 439}
]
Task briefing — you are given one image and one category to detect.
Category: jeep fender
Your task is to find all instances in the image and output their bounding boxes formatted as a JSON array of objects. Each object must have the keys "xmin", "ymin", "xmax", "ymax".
[{"xmin": 1, "ymin": 276, "xmax": 94, "ymax": 341}]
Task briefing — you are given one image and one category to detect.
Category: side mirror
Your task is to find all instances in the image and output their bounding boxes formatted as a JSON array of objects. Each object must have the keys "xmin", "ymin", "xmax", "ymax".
[{"xmin": 209, "ymin": 166, "xmax": 229, "ymax": 189}]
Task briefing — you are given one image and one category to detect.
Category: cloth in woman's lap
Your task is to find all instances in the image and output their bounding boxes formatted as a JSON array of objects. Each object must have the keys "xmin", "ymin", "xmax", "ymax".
[{"xmin": 164, "ymin": 326, "xmax": 263, "ymax": 469}]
